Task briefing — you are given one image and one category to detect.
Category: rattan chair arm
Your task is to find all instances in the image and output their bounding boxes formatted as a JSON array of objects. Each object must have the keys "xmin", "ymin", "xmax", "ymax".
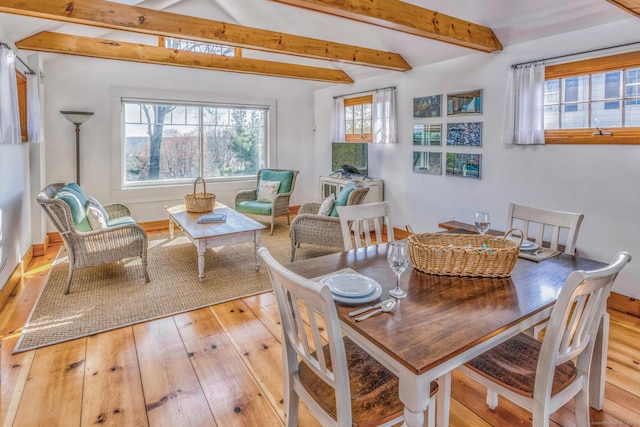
[
  {"xmin": 104, "ymin": 203, "xmax": 132, "ymax": 219},
  {"xmin": 235, "ymin": 189, "xmax": 257, "ymax": 205},
  {"xmin": 298, "ymin": 203, "xmax": 322, "ymax": 215}
]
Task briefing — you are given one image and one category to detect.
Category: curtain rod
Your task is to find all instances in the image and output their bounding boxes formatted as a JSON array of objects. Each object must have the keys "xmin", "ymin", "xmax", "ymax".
[
  {"xmin": 334, "ymin": 86, "xmax": 396, "ymax": 99},
  {"xmin": 0, "ymin": 42, "xmax": 35, "ymax": 75},
  {"xmin": 512, "ymin": 40, "xmax": 640, "ymax": 68}
]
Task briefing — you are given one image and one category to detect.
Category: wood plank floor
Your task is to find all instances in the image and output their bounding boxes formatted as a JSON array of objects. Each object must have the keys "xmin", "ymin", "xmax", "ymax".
[{"xmin": 2, "ymin": 241, "xmax": 640, "ymax": 426}]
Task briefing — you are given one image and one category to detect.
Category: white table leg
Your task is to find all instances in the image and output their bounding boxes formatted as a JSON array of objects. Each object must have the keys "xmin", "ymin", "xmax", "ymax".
[
  {"xmin": 198, "ymin": 240, "xmax": 206, "ymax": 282},
  {"xmin": 590, "ymin": 312, "xmax": 609, "ymax": 410},
  {"xmin": 398, "ymin": 370, "xmax": 431, "ymax": 427},
  {"xmin": 254, "ymin": 230, "xmax": 261, "ymax": 271},
  {"xmin": 436, "ymin": 373, "xmax": 451, "ymax": 427},
  {"xmin": 169, "ymin": 217, "xmax": 175, "ymax": 239}
]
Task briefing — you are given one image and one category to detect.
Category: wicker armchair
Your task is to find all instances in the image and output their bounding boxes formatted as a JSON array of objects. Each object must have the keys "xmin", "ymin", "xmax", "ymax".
[
  {"xmin": 289, "ymin": 180, "xmax": 369, "ymax": 261},
  {"xmin": 37, "ymin": 183, "xmax": 150, "ymax": 294},
  {"xmin": 235, "ymin": 169, "xmax": 299, "ymax": 235}
]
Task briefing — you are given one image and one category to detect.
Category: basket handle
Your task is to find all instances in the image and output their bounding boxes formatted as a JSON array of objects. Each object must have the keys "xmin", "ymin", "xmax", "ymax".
[
  {"xmin": 503, "ymin": 228, "xmax": 524, "ymax": 245},
  {"xmin": 406, "ymin": 225, "xmax": 416, "ymax": 237},
  {"xmin": 193, "ymin": 177, "xmax": 206, "ymax": 195}
]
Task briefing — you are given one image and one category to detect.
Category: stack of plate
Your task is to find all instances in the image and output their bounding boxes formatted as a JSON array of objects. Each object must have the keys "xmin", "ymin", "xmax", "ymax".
[
  {"xmin": 320, "ymin": 273, "xmax": 382, "ymax": 303},
  {"xmin": 520, "ymin": 240, "xmax": 539, "ymax": 252}
]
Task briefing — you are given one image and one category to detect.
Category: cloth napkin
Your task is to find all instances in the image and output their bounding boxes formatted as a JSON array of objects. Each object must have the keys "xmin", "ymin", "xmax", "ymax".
[{"xmin": 518, "ymin": 247, "xmax": 560, "ymax": 262}]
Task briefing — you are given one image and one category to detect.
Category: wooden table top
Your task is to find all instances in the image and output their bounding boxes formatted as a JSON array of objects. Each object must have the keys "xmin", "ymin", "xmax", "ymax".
[
  {"xmin": 286, "ymin": 242, "xmax": 605, "ymax": 375},
  {"xmin": 165, "ymin": 203, "xmax": 266, "ymax": 239}
]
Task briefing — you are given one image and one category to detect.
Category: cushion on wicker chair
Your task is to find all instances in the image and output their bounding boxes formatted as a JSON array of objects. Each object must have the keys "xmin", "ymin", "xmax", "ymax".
[
  {"xmin": 54, "ymin": 183, "xmax": 91, "ymax": 232},
  {"xmin": 330, "ymin": 181, "xmax": 357, "ymax": 217},
  {"xmin": 317, "ymin": 194, "xmax": 335, "ymax": 216},
  {"xmin": 257, "ymin": 180, "xmax": 281, "ymax": 202},
  {"xmin": 237, "ymin": 200, "xmax": 273, "ymax": 215},
  {"xmin": 259, "ymin": 170, "xmax": 294, "ymax": 194}
]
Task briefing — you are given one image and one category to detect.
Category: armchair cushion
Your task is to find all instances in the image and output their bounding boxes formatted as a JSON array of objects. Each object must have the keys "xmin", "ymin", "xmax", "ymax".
[
  {"xmin": 259, "ymin": 170, "xmax": 295, "ymax": 194},
  {"xmin": 317, "ymin": 194, "xmax": 335, "ymax": 216},
  {"xmin": 107, "ymin": 216, "xmax": 138, "ymax": 227},
  {"xmin": 330, "ymin": 181, "xmax": 357, "ymax": 217},
  {"xmin": 86, "ymin": 197, "xmax": 109, "ymax": 230},
  {"xmin": 257, "ymin": 180, "xmax": 281, "ymax": 202},
  {"xmin": 54, "ymin": 182, "xmax": 91, "ymax": 232},
  {"xmin": 237, "ymin": 200, "xmax": 273, "ymax": 216}
]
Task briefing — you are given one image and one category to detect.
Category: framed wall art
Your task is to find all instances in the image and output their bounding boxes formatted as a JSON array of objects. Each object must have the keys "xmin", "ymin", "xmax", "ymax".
[
  {"xmin": 446, "ymin": 89, "xmax": 482, "ymax": 116},
  {"xmin": 446, "ymin": 122, "xmax": 482, "ymax": 146},
  {"xmin": 413, "ymin": 124, "xmax": 442, "ymax": 146},
  {"xmin": 413, "ymin": 151, "xmax": 442, "ymax": 175},
  {"xmin": 446, "ymin": 153, "xmax": 481, "ymax": 179},
  {"xmin": 413, "ymin": 95, "xmax": 442, "ymax": 118}
]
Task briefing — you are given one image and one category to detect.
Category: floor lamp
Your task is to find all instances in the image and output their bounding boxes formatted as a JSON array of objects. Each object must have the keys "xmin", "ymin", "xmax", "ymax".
[{"xmin": 61, "ymin": 111, "xmax": 94, "ymax": 185}]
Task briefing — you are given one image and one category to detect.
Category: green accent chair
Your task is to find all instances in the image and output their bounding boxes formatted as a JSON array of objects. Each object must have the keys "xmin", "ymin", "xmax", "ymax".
[
  {"xmin": 37, "ymin": 183, "xmax": 150, "ymax": 294},
  {"xmin": 235, "ymin": 169, "xmax": 299, "ymax": 235},
  {"xmin": 289, "ymin": 180, "xmax": 369, "ymax": 262}
]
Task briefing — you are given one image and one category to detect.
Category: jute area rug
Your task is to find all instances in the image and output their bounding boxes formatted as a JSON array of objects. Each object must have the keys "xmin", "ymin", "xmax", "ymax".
[{"xmin": 14, "ymin": 225, "xmax": 337, "ymax": 353}]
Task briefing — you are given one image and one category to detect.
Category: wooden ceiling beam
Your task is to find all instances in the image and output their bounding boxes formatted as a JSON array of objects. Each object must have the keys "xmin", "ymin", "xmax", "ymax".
[
  {"xmin": 606, "ymin": 0, "xmax": 640, "ymax": 18},
  {"xmin": 0, "ymin": 0, "xmax": 410, "ymax": 71},
  {"xmin": 270, "ymin": 0, "xmax": 503, "ymax": 53},
  {"xmin": 16, "ymin": 32, "xmax": 354, "ymax": 84}
]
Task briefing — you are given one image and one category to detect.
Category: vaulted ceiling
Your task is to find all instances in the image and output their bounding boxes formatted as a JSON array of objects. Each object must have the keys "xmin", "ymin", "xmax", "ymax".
[{"xmin": 0, "ymin": 0, "xmax": 635, "ymax": 84}]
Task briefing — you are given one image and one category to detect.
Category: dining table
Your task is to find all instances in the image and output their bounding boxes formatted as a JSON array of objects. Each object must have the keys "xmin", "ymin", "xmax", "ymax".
[{"xmin": 286, "ymin": 239, "xmax": 608, "ymax": 427}]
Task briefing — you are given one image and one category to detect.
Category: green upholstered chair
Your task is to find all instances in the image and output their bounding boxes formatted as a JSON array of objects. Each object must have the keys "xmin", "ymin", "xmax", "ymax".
[
  {"xmin": 37, "ymin": 182, "xmax": 150, "ymax": 294},
  {"xmin": 289, "ymin": 180, "xmax": 369, "ymax": 262},
  {"xmin": 235, "ymin": 169, "xmax": 299, "ymax": 235}
]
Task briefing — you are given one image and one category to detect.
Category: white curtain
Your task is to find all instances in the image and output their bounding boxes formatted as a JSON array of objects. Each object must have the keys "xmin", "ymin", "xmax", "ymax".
[
  {"xmin": 372, "ymin": 87, "xmax": 397, "ymax": 144},
  {"xmin": 332, "ymin": 96, "xmax": 345, "ymax": 142},
  {"xmin": 27, "ymin": 73, "xmax": 42, "ymax": 143},
  {"xmin": 0, "ymin": 45, "xmax": 21, "ymax": 144},
  {"xmin": 503, "ymin": 63, "xmax": 546, "ymax": 145}
]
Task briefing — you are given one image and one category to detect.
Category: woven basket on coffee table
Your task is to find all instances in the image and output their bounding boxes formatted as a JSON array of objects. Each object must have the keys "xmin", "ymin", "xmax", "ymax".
[
  {"xmin": 407, "ymin": 227, "xmax": 523, "ymax": 278},
  {"xmin": 184, "ymin": 177, "xmax": 216, "ymax": 213}
]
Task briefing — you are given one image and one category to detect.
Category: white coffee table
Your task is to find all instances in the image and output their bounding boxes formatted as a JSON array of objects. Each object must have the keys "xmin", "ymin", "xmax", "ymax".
[{"xmin": 165, "ymin": 203, "xmax": 267, "ymax": 282}]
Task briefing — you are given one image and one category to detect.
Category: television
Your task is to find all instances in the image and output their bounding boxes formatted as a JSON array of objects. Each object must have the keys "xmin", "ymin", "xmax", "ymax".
[{"xmin": 331, "ymin": 143, "xmax": 368, "ymax": 176}]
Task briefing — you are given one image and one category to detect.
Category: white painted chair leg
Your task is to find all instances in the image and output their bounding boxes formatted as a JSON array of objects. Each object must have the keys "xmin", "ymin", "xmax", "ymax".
[{"xmin": 486, "ymin": 388, "xmax": 499, "ymax": 410}]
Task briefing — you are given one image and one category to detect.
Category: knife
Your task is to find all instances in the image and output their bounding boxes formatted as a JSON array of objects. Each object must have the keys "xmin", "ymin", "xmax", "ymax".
[{"xmin": 348, "ymin": 300, "xmax": 387, "ymax": 317}]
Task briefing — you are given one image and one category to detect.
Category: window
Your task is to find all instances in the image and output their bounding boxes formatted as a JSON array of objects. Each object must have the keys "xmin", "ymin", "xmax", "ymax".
[
  {"xmin": 160, "ymin": 37, "xmax": 240, "ymax": 57},
  {"xmin": 123, "ymin": 100, "xmax": 267, "ymax": 186},
  {"xmin": 543, "ymin": 51, "xmax": 640, "ymax": 144},
  {"xmin": 344, "ymin": 95, "xmax": 372, "ymax": 142}
]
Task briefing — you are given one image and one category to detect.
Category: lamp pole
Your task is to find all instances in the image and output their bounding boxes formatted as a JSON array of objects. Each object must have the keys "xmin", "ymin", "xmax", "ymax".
[{"xmin": 60, "ymin": 111, "xmax": 94, "ymax": 185}]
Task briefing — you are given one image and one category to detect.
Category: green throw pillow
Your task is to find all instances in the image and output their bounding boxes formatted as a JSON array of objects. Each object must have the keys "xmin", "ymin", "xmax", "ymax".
[
  {"xmin": 55, "ymin": 183, "xmax": 91, "ymax": 232},
  {"xmin": 330, "ymin": 181, "xmax": 357, "ymax": 217},
  {"xmin": 259, "ymin": 170, "xmax": 294, "ymax": 194}
]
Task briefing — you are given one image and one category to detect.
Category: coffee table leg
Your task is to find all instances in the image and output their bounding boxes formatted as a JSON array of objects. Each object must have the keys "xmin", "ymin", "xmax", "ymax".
[
  {"xmin": 169, "ymin": 217, "xmax": 175, "ymax": 239},
  {"xmin": 198, "ymin": 240, "xmax": 206, "ymax": 282},
  {"xmin": 254, "ymin": 230, "xmax": 261, "ymax": 271}
]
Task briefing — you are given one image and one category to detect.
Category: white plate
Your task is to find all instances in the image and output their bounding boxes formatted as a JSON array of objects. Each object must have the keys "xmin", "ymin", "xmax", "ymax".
[
  {"xmin": 331, "ymin": 283, "xmax": 383, "ymax": 304},
  {"xmin": 321, "ymin": 273, "xmax": 377, "ymax": 298},
  {"xmin": 520, "ymin": 241, "xmax": 539, "ymax": 251}
]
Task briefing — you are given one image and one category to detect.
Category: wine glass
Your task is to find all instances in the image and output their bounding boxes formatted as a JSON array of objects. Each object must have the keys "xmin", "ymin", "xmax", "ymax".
[
  {"xmin": 475, "ymin": 211, "xmax": 491, "ymax": 235},
  {"xmin": 387, "ymin": 241, "xmax": 409, "ymax": 299}
]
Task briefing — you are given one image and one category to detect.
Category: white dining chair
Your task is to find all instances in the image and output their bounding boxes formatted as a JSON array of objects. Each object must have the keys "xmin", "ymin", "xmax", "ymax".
[
  {"xmin": 507, "ymin": 203, "xmax": 584, "ymax": 255},
  {"xmin": 258, "ymin": 247, "xmax": 438, "ymax": 427},
  {"xmin": 337, "ymin": 201, "xmax": 394, "ymax": 250},
  {"xmin": 456, "ymin": 251, "xmax": 631, "ymax": 427}
]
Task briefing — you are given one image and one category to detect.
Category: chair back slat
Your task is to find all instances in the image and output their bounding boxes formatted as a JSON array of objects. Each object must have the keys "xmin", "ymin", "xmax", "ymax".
[
  {"xmin": 337, "ymin": 201, "xmax": 394, "ymax": 251},
  {"xmin": 507, "ymin": 203, "xmax": 584, "ymax": 255},
  {"xmin": 537, "ymin": 252, "xmax": 630, "ymax": 383}
]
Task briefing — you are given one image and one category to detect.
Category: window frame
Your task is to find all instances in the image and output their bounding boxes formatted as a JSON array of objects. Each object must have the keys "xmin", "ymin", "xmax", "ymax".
[
  {"xmin": 344, "ymin": 95, "xmax": 373, "ymax": 142},
  {"xmin": 544, "ymin": 50, "xmax": 640, "ymax": 144},
  {"xmin": 109, "ymin": 88, "xmax": 277, "ymax": 202}
]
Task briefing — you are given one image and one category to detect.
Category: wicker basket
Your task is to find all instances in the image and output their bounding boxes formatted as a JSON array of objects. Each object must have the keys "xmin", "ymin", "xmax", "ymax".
[
  {"xmin": 406, "ymin": 227, "xmax": 523, "ymax": 278},
  {"xmin": 184, "ymin": 177, "xmax": 215, "ymax": 213}
]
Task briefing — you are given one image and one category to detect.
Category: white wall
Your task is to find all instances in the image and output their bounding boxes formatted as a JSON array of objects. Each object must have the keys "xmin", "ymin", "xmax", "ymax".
[
  {"xmin": 314, "ymin": 19, "xmax": 640, "ymax": 298},
  {"xmin": 42, "ymin": 55, "xmax": 322, "ymax": 222}
]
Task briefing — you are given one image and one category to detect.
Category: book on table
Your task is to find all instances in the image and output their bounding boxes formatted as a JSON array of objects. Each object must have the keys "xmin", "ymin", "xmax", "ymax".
[{"xmin": 198, "ymin": 213, "xmax": 227, "ymax": 224}]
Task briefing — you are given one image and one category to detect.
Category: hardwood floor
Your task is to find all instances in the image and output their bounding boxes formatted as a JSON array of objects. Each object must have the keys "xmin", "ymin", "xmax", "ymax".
[{"xmin": 2, "ymin": 242, "xmax": 640, "ymax": 426}]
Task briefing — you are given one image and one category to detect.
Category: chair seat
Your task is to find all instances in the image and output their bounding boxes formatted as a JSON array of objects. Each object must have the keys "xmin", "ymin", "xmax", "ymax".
[
  {"xmin": 237, "ymin": 200, "xmax": 272, "ymax": 215},
  {"xmin": 465, "ymin": 332, "xmax": 577, "ymax": 397},
  {"xmin": 299, "ymin": 337, "xmax": 437, "ymax": 426}
]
